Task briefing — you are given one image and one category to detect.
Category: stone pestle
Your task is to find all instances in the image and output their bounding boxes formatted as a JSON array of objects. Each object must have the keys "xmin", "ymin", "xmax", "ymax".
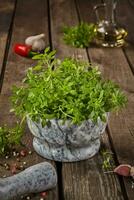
[{"xmin": 0, "ymin": 162, "xmax": 57, "ymax": 200}]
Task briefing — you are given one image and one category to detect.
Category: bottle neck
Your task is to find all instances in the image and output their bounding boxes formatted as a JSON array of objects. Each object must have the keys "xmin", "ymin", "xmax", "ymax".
[{"xmin": 104, "ymin": 0, "xmax": 117, "ymax": 25}]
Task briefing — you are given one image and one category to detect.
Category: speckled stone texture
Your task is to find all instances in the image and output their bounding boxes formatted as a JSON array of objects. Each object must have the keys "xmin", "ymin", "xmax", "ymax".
[
  {"xmin": 0, "ymin": 162, "xmax": 57, "ymax": 200},
  {"xmin": 27, "ymin": 117, "xmax": 108, "ymax": 162}
]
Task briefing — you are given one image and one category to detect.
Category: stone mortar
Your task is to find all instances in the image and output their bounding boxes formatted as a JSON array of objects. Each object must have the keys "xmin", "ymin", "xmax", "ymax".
[{"xmin": 27, "ymin": 117, "xmax": 108, "ymax": 162}]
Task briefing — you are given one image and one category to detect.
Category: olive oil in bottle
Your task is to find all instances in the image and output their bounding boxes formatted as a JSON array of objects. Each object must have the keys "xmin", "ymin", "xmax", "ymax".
[
  {"xmin": 96, "ymin": 21, "xmax": 127, "ymax": 47},
  {"xmin": 94, "ymin": 0, "xmax": 127, "ymax": 47}
]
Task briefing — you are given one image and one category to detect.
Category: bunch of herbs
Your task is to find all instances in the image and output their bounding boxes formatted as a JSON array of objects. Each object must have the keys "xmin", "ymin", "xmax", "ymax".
[
  {"xmin": 11, "ymin": 47, "xmax": 127, "ymax": 126},
  {"xmin": 63, "ymin": 22, "xmax": 96, "ymax": 48}
]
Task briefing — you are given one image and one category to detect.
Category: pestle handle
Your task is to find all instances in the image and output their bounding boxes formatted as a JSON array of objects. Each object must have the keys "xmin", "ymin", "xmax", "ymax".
[{"xmin": 0, "ymin": 162, "xmax": 57, "ymax": 200}]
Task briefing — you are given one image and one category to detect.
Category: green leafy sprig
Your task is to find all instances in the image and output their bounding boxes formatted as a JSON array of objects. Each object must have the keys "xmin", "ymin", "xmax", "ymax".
[
  {"xmin": 11, "ymin": 47, "xmax": 127, "ymax": 126},
  {"xmin": 63, "ymin": 22, "xmax": 97, "ymax": 48},
  {"xmin": 0, "ymin": 124, "xmax": 23, "ymax": 155},
  {"xmin": 101, "ymin": 149, "xmax": 115, "ymax": 170}
]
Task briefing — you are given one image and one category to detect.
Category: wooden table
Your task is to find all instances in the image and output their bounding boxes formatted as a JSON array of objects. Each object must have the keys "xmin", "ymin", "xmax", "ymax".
[{"xmin": 0, "ymin": 0, "xmax": 134, "ymax": 199}]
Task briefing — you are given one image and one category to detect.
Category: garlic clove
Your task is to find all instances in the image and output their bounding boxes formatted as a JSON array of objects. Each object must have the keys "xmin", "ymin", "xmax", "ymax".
[
  {"xmin": 114, "ymin": 164, "xmax": 131, "ymax": 177},
  {"xmin": 130, "ymin": 166, "xmax": 134, "ymax": 178},
  {"xmin": 25, "ymin": 33, "xmax": 45, "ymax": 46},
  {"xmin": 32, "ymin": 39, "xmax": 45, "ymax": 51}
]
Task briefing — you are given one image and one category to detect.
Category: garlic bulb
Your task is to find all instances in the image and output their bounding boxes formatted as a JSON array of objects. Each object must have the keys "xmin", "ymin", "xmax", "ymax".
[
  {"xmin": 25, "ymin": 33, "xmax": 45, "ymax": 52},
  {"xmin": 32, "ymin": 38, "xmax": 45, "ymax": 51}
]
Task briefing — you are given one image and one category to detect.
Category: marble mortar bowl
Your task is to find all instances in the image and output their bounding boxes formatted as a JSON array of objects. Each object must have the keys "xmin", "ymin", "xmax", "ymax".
[{"xmin": 27, "ymin": 117, "xmax": 108, "ymax": 162}]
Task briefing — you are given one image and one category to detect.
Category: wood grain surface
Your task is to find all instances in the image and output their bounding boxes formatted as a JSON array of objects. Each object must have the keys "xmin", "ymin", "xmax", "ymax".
[
  {"xmin": 0, "ymin": 0, "xmax": 134, "ymax": 199},
  {"xmin": 0, "ymin": 0, "xmax": 16, "ymax": 85},
  {"xmin": 0, "ymin": 0, "xmax": 58, "ymax": 199},
  {"xmin": 50, "ymin": 0, "xmax": 124, "ymax": 199},
  {"xmin": 77, "ymin": 0, "xmax": 134, "ymax": 199}
]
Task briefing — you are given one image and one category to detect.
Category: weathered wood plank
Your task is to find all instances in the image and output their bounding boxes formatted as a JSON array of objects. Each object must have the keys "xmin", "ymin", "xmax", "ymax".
[
  {"xmin": 0, "ymin": 1, "xmax": 58, "ymax": 199},
  {"xmin": 116, "ymin": 0, "xmax": 134, "ymax": 73},
  {"xmin": 50, "ymin": 0, "xmax": 87, "ymax": 59},
  {"xmin": 0, "ymin": 0, "xmax": 15, "ymax": 75},
  {"xmin": 76, "ymin": 0, "xmax": 134, "ymax": 92},
  {"xmin": 62, "ymin": 128, "xmax": 124, "ymax": 200},
  {"xmin": 89, "ymin": 48, "xmax": 134, "ymax": 92},
  {"xmin": 116, "ymin": 0, "xmax": 134, "ymax": 45},
  {"xmin": 50, "ymin": 0, "xmax": 124, "ymax": 199},
  {"xmin": 76, "ymin": 0, "xmax": 134, "ymax": 199},
  {"xmin": 1, "ymin": 0, "xmax": 49, "ymax": 95}
]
